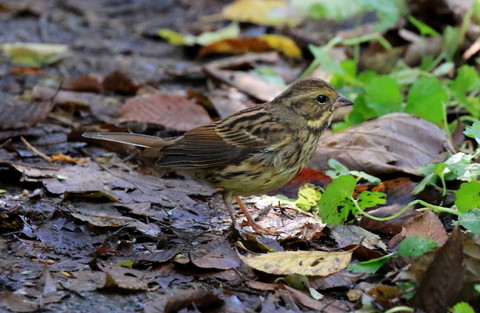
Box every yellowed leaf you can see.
[222,0,300,27]
[239,250,353,276]
[50,154,90,165]
[199,35,301,59]
[1,43,69,67]
[260,34,302,58]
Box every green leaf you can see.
[450,65,480,99]
[456,209,480,233]
[397,236,438,258]
[317,175,357,225]
[406,77,448,125]
[326,159,350,178]
[349,171,381,184]
[309,45,344,74]
[407,16,440,36]
[455,181,480,213]
[343,94,377,126]
[453,302,475,313]
[357,191,386,210]
[347,253,395,274]
[364,76,403,116]
[464,121,480,144]
[444,153,480,182]
[443,26,460,61]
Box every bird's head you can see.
[272,78,353,130]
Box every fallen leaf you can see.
[199,35,301,59]
[102,71,138,95]
[159,22,240,46]
[204,67,284,102]
[412,227,465,312]
[50,154,90,165]
[0,99,55,130]
[119,93,211,131]
[62,75,102,93]
[389,210,448,248]
[278,284,352,312]
[70,211,159,237]
[189,239,242,270]
[146,289,224,313]
[329,225,387,251]
[0,293,38,312]
[100,264,150,291]
[457,234,480,303]
[221,0,300,27]
[239,249,353,276]
[310,113,452,175]
[1,42,69,67]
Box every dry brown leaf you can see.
[279,284,352,312]
[102,71,138,95]
[0,100,54,130]
[70,211,159,236]
[310,113,452,176]
[239,249,353,276]
[119,93,211,131]
[62,75,102,93]
[412,227,465,312]
[388,210,448,248]
[204,67,284,102]
[100,265,150,291]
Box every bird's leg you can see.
[234,196,281,235]
[222,192,240,229]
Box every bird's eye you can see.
[316,95,329,104]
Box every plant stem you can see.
[353,199,459,222]
[384,307,414,313]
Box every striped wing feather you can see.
[156,107,287,169]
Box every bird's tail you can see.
[82,132,168,148]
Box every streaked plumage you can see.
[83,78,353,234]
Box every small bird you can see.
[83,78,353,234]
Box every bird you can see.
[83,78,353,234]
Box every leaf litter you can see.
[1,0,479,312]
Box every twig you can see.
[20,136,51,162]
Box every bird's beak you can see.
[334,95,354,108]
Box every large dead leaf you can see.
[310,113,452,175]
[119,93,211,131]
[239,249,353,276]
[411,228,465,312]
[457,234,480,303]
[388,210,448,248]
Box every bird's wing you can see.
[156,108,289,169]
